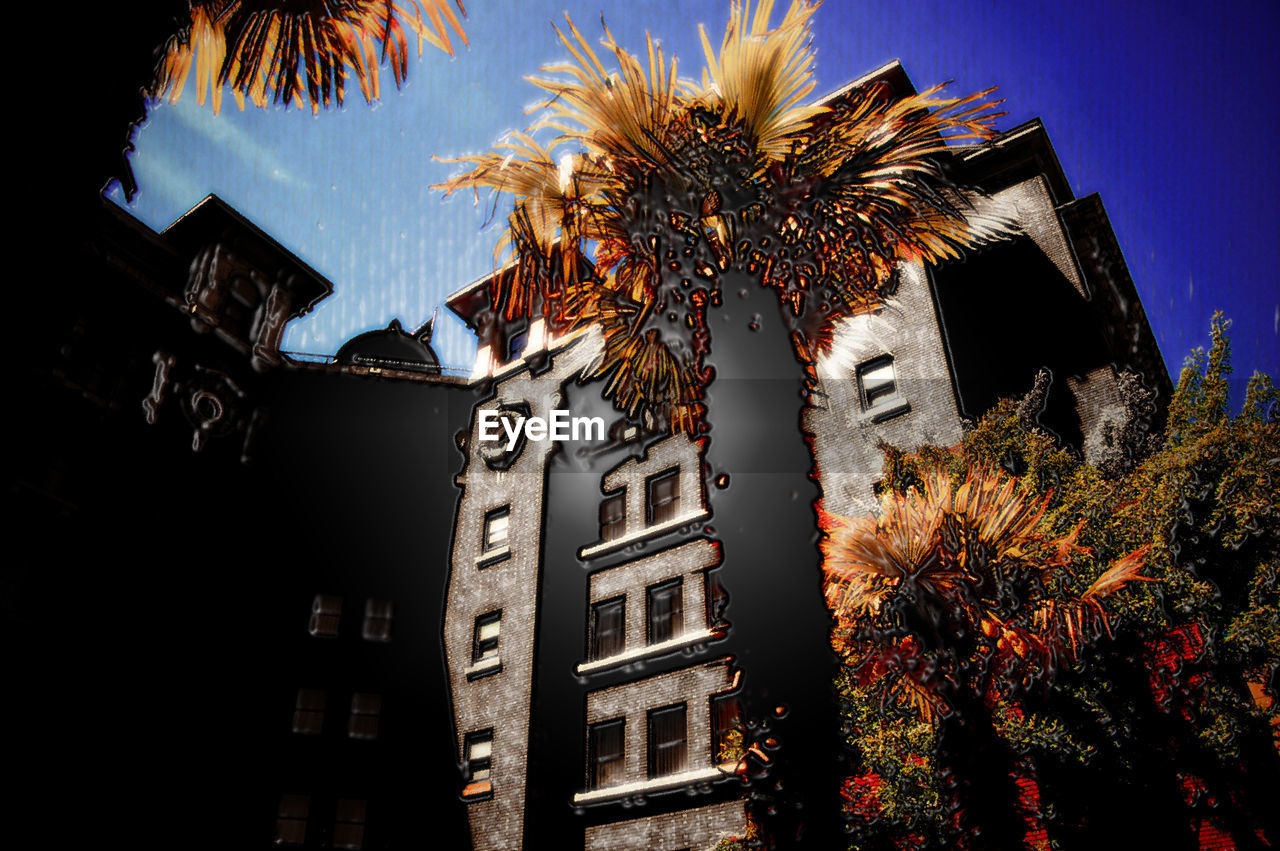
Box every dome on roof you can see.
[335,317,440,374]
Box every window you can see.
[711,695,744,765]
[647,703,688,778]
[599,492,626,542]
[647,468,680,525]
[589,720,625,789]
[590,598,625,660]
[483,506,510,553]
[309,594,341,637]
[348,693,381,740]
[333,799,366,850]
[506,319,529,361]
[647,579,684,645]
[472,611,501,665]
[274,794,309,846]
[463,730,494,799]
[857,355,898,410]
[292,689,325,735]
[362,599,393,642]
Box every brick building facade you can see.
[437,62,1168,849]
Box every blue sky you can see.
[111,0,1280,399]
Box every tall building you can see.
[437,61,1167,851]
[13,60,1167,850]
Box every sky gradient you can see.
[110,0,1280,403]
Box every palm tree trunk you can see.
[934,691,1026,850]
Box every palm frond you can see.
[526,15,694,168]
[793,82,1016,318]
[152,3,231,112]
[824,462,1152,723]
[436,136,619,323]
[1083,546,1153,600]
[150,0,467,114]
[698,0,825,161]
[435,4,1014,432]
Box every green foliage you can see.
[837,667,945,844]
[836,313,1279,847]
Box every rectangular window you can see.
[711,694,744,766]
[647,468,680,526]
[483,506,510,552]
[472,611,501,664]
[348,693,381,741]
[600,492,626,542]
[647,579,684,645]
[858,355,897,409]
[463,730,494,799]
[332,799,366,851]
[589,720,625,789]
[506,319,530,361]
[362,599,393,642]
[590,598,625,660]
[291,688,325,735]
[309,594,341,637]
[274,794,309,846]
[647,703,688,778]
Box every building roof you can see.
[162,194,334,320]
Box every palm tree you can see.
[437,0,1013,431]
[150,0,468,114]
[822,463,1150,846]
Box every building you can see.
[437,61,1168,851]
[13,59,1168,850]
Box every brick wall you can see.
[584,799,748,850]
[443,333,601,850]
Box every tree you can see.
[437,0,1012,431]
[823,463,1149,848]
[149,0,468,114]
[825,315,1279,849]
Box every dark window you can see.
[600,492,626,542]
[473,611,501,665]
[483,506,510,552]
[590,598,625,660]
[274,794,309,846]
[647,579,684,645]
[648,703,688,778]
[463,730,494,799]
[711,694,744,765]
[292,689,325,735]
[857,355,897,409]
[589,720,625,789]
[348,693,381,741]
[309,594,341,637]
[647,468,680,525]
[507,319,529,360]
[333,799,366,850]
[362,599,393,642]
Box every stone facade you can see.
[584,800,749,851]
[805,258,966,518]
[578,538,722,675]
[579,434,711,560]
[577,659,739,805]
[443,331,603,851]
